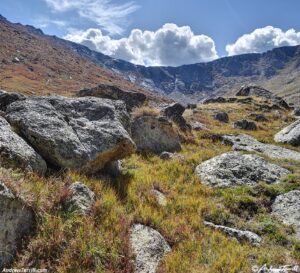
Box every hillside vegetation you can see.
[3,96,300,273]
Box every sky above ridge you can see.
[1,0,300,66]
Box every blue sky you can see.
[1,0,300,66]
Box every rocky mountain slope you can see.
[0,15,166,103]
[2,15,300,106]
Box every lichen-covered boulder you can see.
[274,119,300,146]
[0,117,46,174]
[272,190,300,240]
[195,151,290,188]
[0,182,35,269]
[6,96,136,174]
[130,224,171,273]
[132,116,181,154]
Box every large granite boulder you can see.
[274,120,300,146]
[132,116,181,154]
[130,224,171,273]
[77,84,146,111]
[272,190,300,240]
[195,151,289,188]
[204,221,262,246]
[63,182,95,215]
[0,90,25,111]
[236,85,291,110]
[5,96,136,174]
[222,134,300,161]
[0,182,35,270]
[0,117,47,174]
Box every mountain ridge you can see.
[1,14,300,105]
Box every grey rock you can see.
[222,134,300,161]
[77,84,146,112]
[130,224,171,273]
[159,151,184,161]
[274,119,300,146]
[0,117,47,174]
[191,121,207,131]
[272,190,300,240]
[161,103,191,131]
[0,182,35,269]
[195,151,289,188]
[151,189,167,206]
[204,221,262,246]
[255,264,300,273]
[214,112,229,123]
[132,116,181,154]
[63,182,95,215]
[233,119,257,130]
[6,96,136,173]
[0,90,25,111]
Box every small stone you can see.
[151,189,167,206]
[63,182,96,215]
[233,119,257,130]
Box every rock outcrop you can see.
[195,152,289,188]
[0,117,47,174]
[130,224,171,273]
[214,112,229,123]
[6,96,136,173]
[274,119,300,146]
[204,221,262,246]
[272,190,300,240]
[77,84,146,112]
[236,85,290,110]
[222,134,300,161]
[233,119,257,130]
[132,116,181,154]
[63,182,96,215]
[0,182,35,269]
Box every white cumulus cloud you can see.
[64,23,219,66]
[226,26,300,56]
[43,0,139,35]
